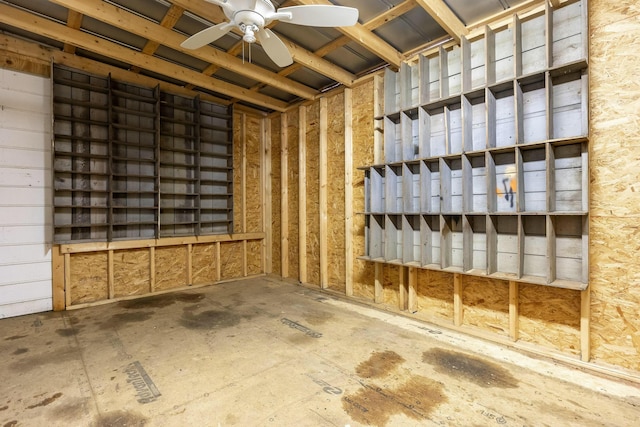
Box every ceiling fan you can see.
[180,0,359,67]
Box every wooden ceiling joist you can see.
[49,0,318,101]
[0,3,288,111]
[415,0,468,43]
[63,10,83,54]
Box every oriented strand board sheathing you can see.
[233,111,244,233]
[519,284,580,355]
[246,240,263,276]
[462,276,509,336]
[327,92,346,292]
[113,249,150,298]
[305,101,321,286]
[69,252,108,304]
[352,80,376,299]
[415,269,455,322]
[589,0,640,371]
[271,115,282,277]
[287,109,300,280]
[154,246,187,291]
[192,243,217,286]
[246,114,263,233]
[220,241,244,280]
[382,264,400,309]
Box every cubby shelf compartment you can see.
[362,0,588,291]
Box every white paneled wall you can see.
[0,69,52,318]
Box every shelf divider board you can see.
[520,146,547,212]
[546,214,557,283]
[551,0,587,67]
[402,109,420,161]
[385,165,402,214]
[402,215,421,265]
[446,102,463,155]
[514,15,523,79]
[428,107,446,157]
[384,68,400,115]
[403,163,420,214]
[374,74,384,164]
[461,36,472,93]
[550,70,588,139]
[419,54,430,105]
[384,114,401,164]
[385,214,403,263]
[520,11,548,76]
[486,87,497,149]
[370,166,385,213]
[418,106,431,158]
[421,214,441,267]
[440,46,450,99]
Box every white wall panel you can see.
[0,69,52,318]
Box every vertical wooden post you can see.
[399,266,408,311]
[319,97,328,289]
[509,280,519,341]
[299,105,308,283]
[149,246,156,292]
[374,263,383,304]
[107,250,114,299]
[51,245,65,311]
[453,272,463,326]
[64,253,71,308]
[408,267,418,313]
[241,113,248,276]
[581,287,591,362]
[215,241,221,282]
[186,244,193,285]
[281,112,289,278]
[263,116,272,274]
[344,88,354,296]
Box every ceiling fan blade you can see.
[275,5,359,27]
[257,29,293,67]
[180,22,234,49]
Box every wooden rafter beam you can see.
[366,0,417,30]
[0,3,288,111]
[131,4,185,73]
[63,10,83,54]
[171,0,356,86]
[414,0,468,43]
[294,0,403,67]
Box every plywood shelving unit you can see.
[361,0,588,290]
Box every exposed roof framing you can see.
[0,0,545,112]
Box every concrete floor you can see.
[1,277,639,427]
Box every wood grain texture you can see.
[519,283,581,355]
[113,248,150,298]
[382,264,401,309]
[246,114,263,233]
[589,0,640,371]
[462,276,510,337]
[220,241,244,280]
[271,115,282,277]
[154,246,187,291]
[305,101,321,286]
[415,269,454,323]
[246,240,263,276]
[233,111,245,234]
[69,252,108,305]
[327,92,346,292]
[287,108,300,281]
[192,243,217,285]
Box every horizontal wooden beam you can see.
[50,0,317,100]
[0,3,288,111]
[415,0,468,43]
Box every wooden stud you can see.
[149,247,156,292]
[319,97,329,289]
[408,267,418,313]
[241,112,248,233]
[509,280,519,341]
[453,272,463,326]
[280,112,289,278]
[186,244,193,285]
[64,253,71,308]
[581,287,591,362]
[374,74,384,165]
[344,88,354,296]
[263,116,273,274]
[298,105,308,284]
[108,250,114,299]
[215,241,221,282]
[399,266,408,311]
[374,263,383,304]
[52,245,65,311]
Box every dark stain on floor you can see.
[11,348,28,355]
[422,348,519,388]
[10,347,77,372]
[118,292,204,310]
[3,421,17,427]
[303,310,334,326]
[344,351,448,426]
[56,328,76,337]
[179,309,241,330]
[100,312,154,330]
[50,397,90,422]
[27,392,63,409]
[0,405,8,411]
[93,410,147,427]
[343,376,447,427]
[356,351,405,379]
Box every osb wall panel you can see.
[113,249,150,298]
[287,108,300,280]
[351,81,375,299]
[415,269,454,322]
[462,276,509,337]
[271,115,282,276]
[382,264,400,310]
[246,114,263,233]
[327,92,346,292]
[155,246,187,291]
[305,101,321,286]
[247,240,263,276]
[192,243,217,286]
[589,0,640,371]
[233,111,244,234]
[518,284,580,356]
[220,241,243,280]
[69,252,108,304]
